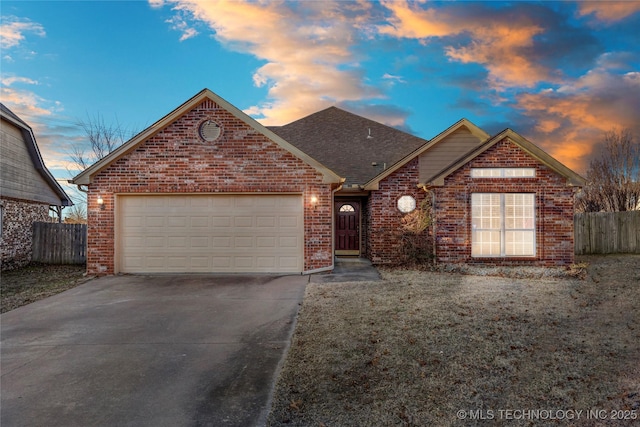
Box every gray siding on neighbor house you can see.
[418,126,484,184]
[1,118,62,205]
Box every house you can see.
[1,104,73,271]
[71,89,584,276]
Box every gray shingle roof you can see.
[268,107,429,186]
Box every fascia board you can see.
[363,118,487,190]
[72,89,343,185]
[424,129,586,187]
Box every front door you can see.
[335,200,360,256]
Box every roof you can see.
[0,103,73,206]
[71,89,342,186]
[364,118,488,190]
[268,107,429,186]
[425,128,586,187]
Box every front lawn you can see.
[1,264,88,313]
[268,255,640,426]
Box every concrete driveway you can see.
[1,274,307,427]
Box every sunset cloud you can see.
[0,16,45,49]
[378,1,550,89]
[156,0,390,125]
[513,57,640,173]
[578,1,640,23]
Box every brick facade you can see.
[1,197,50,271]
[433,137,576,266]
[364,138,577,267]
[86,99,334,275]
[366,158,430,265]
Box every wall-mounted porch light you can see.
[97,196,105,210]
[310,195,319,210]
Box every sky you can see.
[2,0,640,207]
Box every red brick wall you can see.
[1,197,50,270]
[366,138,577,266]
[433,137,577,266]
[87,99,333,275]
[366,158,429,265]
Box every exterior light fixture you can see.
[310,195,319,204]
[397,195,416,213]
[97,196,105,210]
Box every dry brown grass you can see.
[1,264,88,313]
[268,255,640,426]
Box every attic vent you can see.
[199,120,222,142]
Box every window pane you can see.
[505,194,534,230]
[472,194,500,230]
[472,231,501,256]
[506,231,535,256]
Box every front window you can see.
[471,193,535,257]
[471,168,535,178]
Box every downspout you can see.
[75,184,89,194]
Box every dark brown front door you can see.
[335,200,360,255]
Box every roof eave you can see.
[71,89,343,185]
[364,118,487,190]
[424,129,586,187]
[1,106,73,206]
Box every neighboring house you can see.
[71,89,585,276]
[1,104,73,271]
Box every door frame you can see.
[334,198,362,256]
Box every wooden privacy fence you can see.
[574,211,640,255]
[32,222,87,264]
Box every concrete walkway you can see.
[310,257,381,283]
[1,274,307,427]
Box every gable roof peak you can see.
[426,127,586,187]
[71,88,342,185]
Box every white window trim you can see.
[471,193,536,258]
[471,168,536,178]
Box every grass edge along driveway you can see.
[268,255,640,426]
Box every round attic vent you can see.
[199,120,221,142]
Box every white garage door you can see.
[117,194,303,273]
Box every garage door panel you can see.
[234,217,253,227]
[190,257,210,268]
[234,257,253,268]
[212,217,231,227]
[118,195,303,273]
[256,217,276,228]
[212,236,231,248]
[257,237,276,248]
[234,236,254,248]
[190,237,210,248]
[212,257,231,268]
[191,217,209,228]
[279,216,299,227]
[280,257,300,268]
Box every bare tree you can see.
[576,129,640,212]
[68,113,132,169]
[66,113,137,222]
[64,204,87,224]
